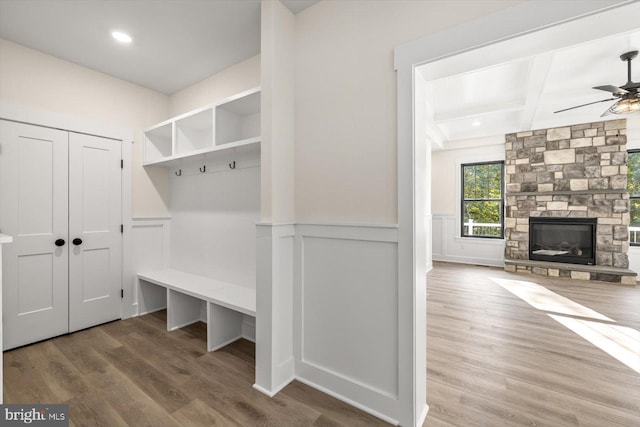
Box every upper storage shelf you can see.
[216,91,260,146]
[143,88,260,167]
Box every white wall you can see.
[431,142,505,265]
[294,0,521,224]
[169,163,261,289]
[292,2,523,424]
[261,0,295,223]
[0,38,171,218]
[432,142,505,215]
[0,41,262,219]
[169,55,260,117]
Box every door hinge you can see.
[121,289,124,299]
[121,159,124,169]
[120,224,124,233]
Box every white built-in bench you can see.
[137,269,255,351]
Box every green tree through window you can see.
[461,161,504,238]
[628,150,640,245]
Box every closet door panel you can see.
[68,132,122,332]
[0,120,69,350]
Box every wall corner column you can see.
[255,0,296,396]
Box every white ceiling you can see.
[422,29,640,147]
[0,0,318,95]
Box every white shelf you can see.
[216,90,260,146]
[175,107,213,155]
[143,122,173,163]
[142,136,260,168]
[143,87,260,167]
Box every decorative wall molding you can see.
[293,223,401,424]
[432,214,504,267]
[131,218,171,316]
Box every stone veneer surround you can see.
[504,119,635,284]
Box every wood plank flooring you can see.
[3,262,639,426]
[424,262,639,427]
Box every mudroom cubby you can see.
[143,87,261,166]
[174,107,214,155]
[139,87,260,351]
[143,121,173,164]
[215,88,261,146]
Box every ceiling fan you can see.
[554,50,640,116]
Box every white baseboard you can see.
[417,404,429,427]
[137,305,167,316]
[252,374,295,398]
[242,315,256,342]
[294,376,400,426]
[432,255,503,267]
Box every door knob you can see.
[55,239,65,247]
[72,238,83,246]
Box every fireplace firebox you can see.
[529,217,597,265]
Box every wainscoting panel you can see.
[131,218,171,316]
[432,214,504,267]
[294,224,401,423]
[628,246,640,279]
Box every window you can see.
[628,150,640,245]
[461,161,504,238]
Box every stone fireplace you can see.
[503,119,637,284]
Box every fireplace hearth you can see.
[529,217,596,265]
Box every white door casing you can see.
[0,120,69,350]
[68,132,122,332]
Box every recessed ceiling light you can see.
[111,31,132,44]
[472,120,482,127]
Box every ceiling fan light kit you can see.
[555,50,639,116]
[607,97,640,115]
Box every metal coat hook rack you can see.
[199,165,206,173]
[229,161,236,169]
[175,169,182,177]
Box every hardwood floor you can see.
[4,262,639,426]
[4,311,387,427]
[424,262,639,427]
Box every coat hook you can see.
[229,161,236,169]
[199,165,206,173]
[175,169,182,176]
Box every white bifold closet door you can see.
[0,120,122,350]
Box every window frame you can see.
[460,160,505,239]
[628,149,640,246]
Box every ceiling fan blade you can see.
[554,98,617,114]
[600,103,616,117]
[593,85,629,96]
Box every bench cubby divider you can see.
[137,269,255,351]
[207,303,245,351]
[168,290,206,331]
